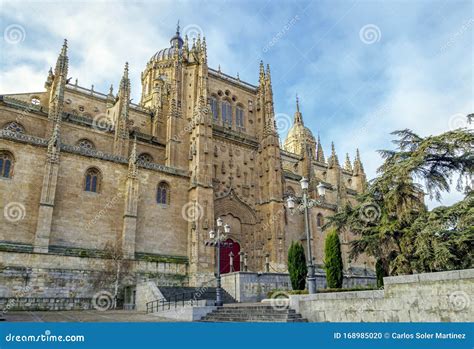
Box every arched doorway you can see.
[220,238,240,274]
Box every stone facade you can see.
[0,25,372,298]
[290,269,474,322]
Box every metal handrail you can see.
[146,290,219,314]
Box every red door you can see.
[219,239,240,274]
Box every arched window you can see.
[77,139,95,150]
[210,96,218,121]
[84,167,101,193]
[316,213,324,228]
[138,153,153,164]
[0,151,14,178]
[236,106,244,128]
[3,122,25,133]
[221,100,232,126]
[156,182,170,205]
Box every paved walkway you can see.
[2,310,176,322]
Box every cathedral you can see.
[0,25,372,293]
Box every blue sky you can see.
[1,0,472,208]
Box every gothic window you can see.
[236,106,245,128]
[3,122,25,133]
[210,96,218,121]
[84,167,101,193]
[138,153,153,163]
[316,213,324,228]
[156,182,170,205]
[77,139,95,150]
[222,101,232,126]
[0,151,14,178]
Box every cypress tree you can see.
[324,229,343,288]
[288,241,307,290]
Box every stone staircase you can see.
[157,286,236,304]
[199,303,308,322]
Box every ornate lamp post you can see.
[205,217,231,306]
[286,177,327,294]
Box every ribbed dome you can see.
[150,47,182,61]
[149,23,184,62]
[283,96,316,154]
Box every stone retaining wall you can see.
[0,251,188,310]
[289,269,473,322]
[222,271,376,303]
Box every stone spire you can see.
[259,60,265,87]
[265,64,272,88]
[201,36,207,63]
[54,39,68,80]
[328,142,340,168]
[344,153,352,171]
[315,134,325,162]
[114,62,131,157]
[353,148,365,175]
[48,39,69,124]
[294,94,303,125]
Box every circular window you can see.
[31,98,40,105]
[77,139,95,150]
[78,106,85,112]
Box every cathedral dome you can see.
[283,97,316,154]
[149,23,184,62]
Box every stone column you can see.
[265,253,270,273]
[229,252,234,272]
[239,251,244,271]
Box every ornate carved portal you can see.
[215,189,257,271]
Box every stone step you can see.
[198,304,308,322]
[201,316,304,322]
[208,309,296,315]
[200,319,308,322]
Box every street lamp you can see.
[286,177,327,294]
[205,217,231,306]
